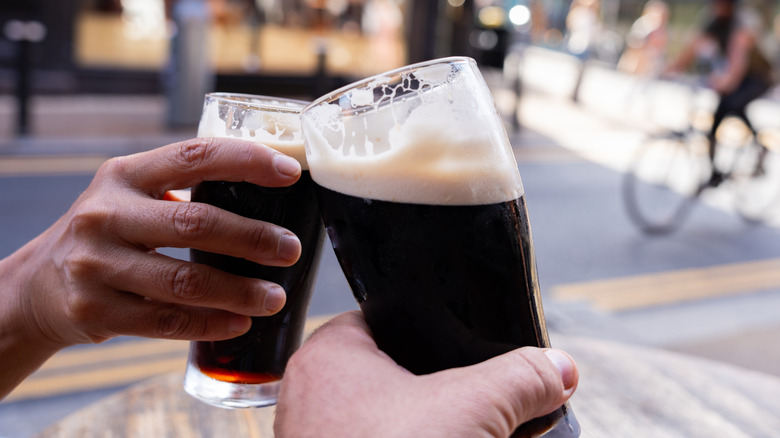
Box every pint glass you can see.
[301,58,580,437]
[183,93,325,408]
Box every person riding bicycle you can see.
[667,0,774,187]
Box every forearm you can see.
[667,34,706,74]
[714,32,752,94]
[667,44,695,73]
[0,239,64,400]
[0,327,60,400]
[0,138,306,399]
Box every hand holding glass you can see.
[301,58,580,437]
[183,93,324,408]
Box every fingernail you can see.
[229,314,252,334]
[273,153,301,177]
[264,285,287,313]
[278,233,301,262]
[544,349,577,392]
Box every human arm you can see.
[275,311,578,438]
[0,137,303,399]
[665,33,710,75]
[709,28,755,94]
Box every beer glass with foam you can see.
[300,58,580,437]
[183,93,325,408]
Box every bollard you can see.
[3,19,46,136]
[166,0,214,127]
[312,38,330,99]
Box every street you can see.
[2,85,780,436]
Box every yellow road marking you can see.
[5,315,333,402]
[6,357,186,402]
[32,339,188,376]
[0,155,108,176]
[552,258,780,311]
[243,409,264,438]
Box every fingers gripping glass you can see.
[301,57,580,437]
[183,93,325,408]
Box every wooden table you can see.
[36,335,780,438]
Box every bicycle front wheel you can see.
[731,141,780,223]
[622,133,709,234]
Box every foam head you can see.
[198,93,309,168]
[301,57,523,205]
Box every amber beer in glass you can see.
[301,58,580,437]
[183,93,324,408]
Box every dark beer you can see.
[182,93,321,408]
[190,172,324,384]
[302,57,579,435]
[315,186,572,436]
[317,187,548,373]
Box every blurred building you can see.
[1,0,778,100]
[0,0,411,98]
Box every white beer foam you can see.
[198,96,308,169]
[303,61,523,205]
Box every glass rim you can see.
[205,92,310,114]
[301,56,477,115]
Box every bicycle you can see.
[622,87,780,235]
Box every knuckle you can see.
[68,199,116,236]
[514,349,563,407]
[156,307,201,338]
[56,233,115,344]
[169,263,207,301]
[58,249,106,302]
[174,138,215,170]
[95,156,130,181]
[60,249,100,284]
[60,287,107,344]
[246,223,271,254]
[236,279,265,312]
[62,291,98,327]
[169,202,213,240]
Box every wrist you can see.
[0,240,68,399]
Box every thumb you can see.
[433,347,578,436]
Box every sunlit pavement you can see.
[505,55,780,384]
[3,50,780,437]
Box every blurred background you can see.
[2,0,776,125]
[1,0,779,132]
[2,0,780,437]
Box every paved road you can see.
[2,89,780,437]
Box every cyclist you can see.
[667,0,774,186]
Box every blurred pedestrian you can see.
[565,0,603,102]
[362,0,403,70]
[618,0,670,78]
[773,12,780,90]
[618,1,670,121]
[528,0,550,44]
[667,0,774,186]
[565,0,602,60]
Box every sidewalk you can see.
[0,94,193,157]
[515,45,780,133]
[505,49,780,377]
